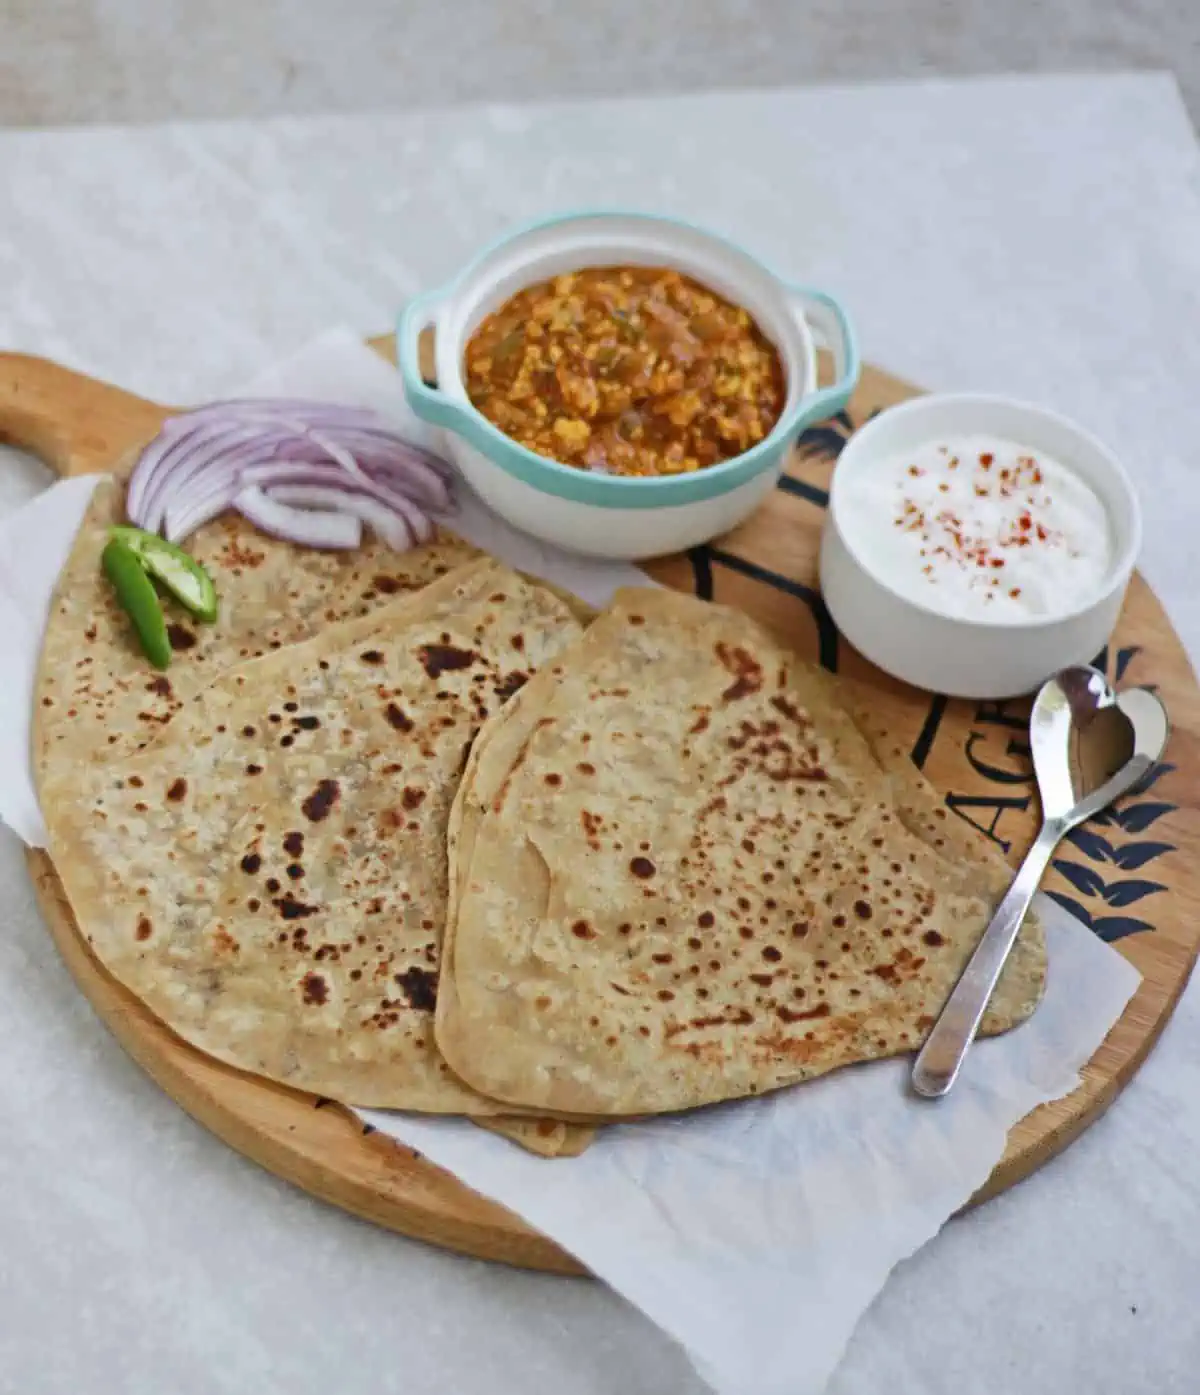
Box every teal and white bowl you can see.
[397,211,860,560]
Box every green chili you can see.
[101,539,172,670]
[108,525,219,624]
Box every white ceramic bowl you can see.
[397,211,859,560]
[819,393,1142,699]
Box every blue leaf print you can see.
[1111,801,1176,833]
[1115,646,1141,681]
[797,426,848,459]
[1136,762,1177,793]
[1099,761,1175,810]
[1046,890,1094,926]
[1065,827,1116,861]
[1109,841,1175,871]
[1052,860,1108,898]
[1100,878,1168,908]
[1092,916,1155,942]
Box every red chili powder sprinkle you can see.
[891,446,1064,587]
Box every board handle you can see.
[0,352,169,480]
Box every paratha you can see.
[41,547,593,1153]
[34,478,483,787]
[436,587,1046,1117]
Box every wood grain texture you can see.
[1,339,1196,1270]
[25,853,582,1273]
[0,352,169,478]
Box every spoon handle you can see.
[912,821,1062,1098]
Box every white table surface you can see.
[1,73,1199,1395]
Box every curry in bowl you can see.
[463,267,786,478]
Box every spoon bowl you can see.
[1031,666,1167,825]
[913,665,1170,1098]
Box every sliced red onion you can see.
[327,428,455,478]
[165,490,237,543]
[304,427,362,477]
[162,457,318,541]
[141,423,276,535]
[354,442,455,486]
[266,485,413,552]
[125,399,455,551]
[238,461,366,491]
[239,461,433,523]
[126,415,198,525]
[233,486,362,550]
[159,452,312,541]
[377,486,435,545]
[358,454,451,513]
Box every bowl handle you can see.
[785,285,861,427]
[397,288,464,430]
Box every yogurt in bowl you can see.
[839,434,1115,621]
[820,395,1141,699]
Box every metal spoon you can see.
[911,665,1169,1098]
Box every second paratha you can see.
[436,587,1046,1117]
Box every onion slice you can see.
[165,489,238,544]
[360,454,451,513]
[266,484,413,552]
[239,461,435,523]
[233,486,362,550]
[377,486,435,546]
[126,415,195,526]
[141,423,272,536]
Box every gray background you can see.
[1,0,1198,128]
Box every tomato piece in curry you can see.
[463,267,786,477]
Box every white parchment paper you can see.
[364,900,1136,1395]
[0,330,1141,1395]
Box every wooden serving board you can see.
[2,338,1198,1276]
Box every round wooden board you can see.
[2,339,1198,1273]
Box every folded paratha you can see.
[34,478,483,784]
[41,542,592,1154]
[436,587,1047,1117]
